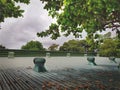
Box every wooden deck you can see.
[0,65,120,90]
[0,57,120,90]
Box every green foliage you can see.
[115,38,120,57]
[86,32,113,52]
[59,39,86,52]
[86,34,95,52]
[0,0,30,23]
[37,23,60,39]
[48,43,59,51]
[99,38,120,57]
[38,0,120,39]
[21,40,45,51]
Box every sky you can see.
[0,0,87,49]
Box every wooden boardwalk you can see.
[0,57,120,90]
[0,65,120,90]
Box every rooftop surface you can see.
[0,57,120,90]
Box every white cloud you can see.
[0,0,86,49]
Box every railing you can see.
[0,49,97,57]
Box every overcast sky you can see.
[0,0,87,49]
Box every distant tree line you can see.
[1,32,119,57]
[21,41,45,51]
[20,32,120,57]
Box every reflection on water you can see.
[0,57,119,71]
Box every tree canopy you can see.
[21,40,45,50]
[99,38,120,57]
[37,0,120,39]
[59,39,86,52]
[0,0,30,23]
[48,43,59,51]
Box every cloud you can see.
[0,0,52,49]
[0,0,86,49]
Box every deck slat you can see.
[0,63,120,90]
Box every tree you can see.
[85,34,96,52]
[59,39,86,52]
[114,37,120,57]
[0,0,30,23]
[37,0,120,39]
[85,32,112,53]
[0,44,6,49]
[48,43,59,51]
[99,38,118,57]
[21,40,45,50]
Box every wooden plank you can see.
[0,63,120,90]
[0,71,13,90]
[6,67,42,90]
[5,69,35,90]
[23,68,78,89]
